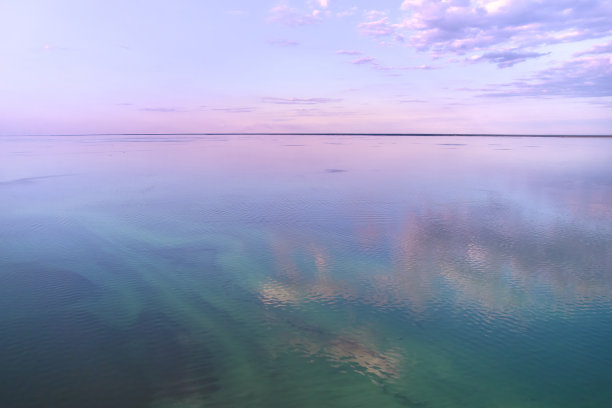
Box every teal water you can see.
[1,134,611,407]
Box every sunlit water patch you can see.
[1,134,611,407]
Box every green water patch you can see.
[0,310,148,408]
[0,263,102,319]
[0,307,222,408]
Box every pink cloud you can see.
[351,57,376,65]
[574,41,612,57]
[358,16,396,38]
[268,4,320,26]
[261,97,342,105]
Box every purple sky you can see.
[1,0,611,134]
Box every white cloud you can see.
[269,1,334,26]
[364,0,612,67]
[358,17,396,38]
[357,11,405,43]
[268,4,320,26]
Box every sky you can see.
[1,0,611,135]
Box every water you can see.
[1,134,611,408]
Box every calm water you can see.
[1,134,611,408]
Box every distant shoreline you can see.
[8,133,612,138]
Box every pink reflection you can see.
[3,134,611,319]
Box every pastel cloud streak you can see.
[351,57,376,65]
[335,50,361,55]
[483,54,612,98]
[575,41,612,57]
[470,50,550,68]
[262,97,342,105]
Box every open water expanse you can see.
[1,134,611,408]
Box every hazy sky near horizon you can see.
[1,0,611,134]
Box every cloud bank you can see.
[482,54,612,98]
[358,0,612,67]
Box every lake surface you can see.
[1,134,611,408]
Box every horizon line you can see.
[7,132,612,138]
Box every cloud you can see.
[481,55,612,98]
[357,11,405,43]
[358,17,394,37]
[338,54,391,71]
[575,41,612,57]
[342,54,403,72]
[262,97,342,104]
[351,57,376,65]
[287,108,360,117]
[141,107,185,113]
[268,4,320,26]
[398,65,438,70]
[211,107,255,113]
[398,98,428,103]
[269,39,299,47]
[360,1,612,66]
[401,0,612,50]
[470,49,550,68]
[358,14,399,38]
[588,99,612,109]
[335,49,362,55]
